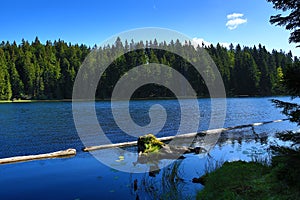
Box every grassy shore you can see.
[197,159,300,200]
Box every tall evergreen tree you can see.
[6,53,24,99]
[0,49,12,100]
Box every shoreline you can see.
[0,95,290,104]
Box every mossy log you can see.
[0,148,76,164]
[136,134,206,164]
[137,134,205,154]
[137,134,164,153]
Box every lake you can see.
[0,97,299,199]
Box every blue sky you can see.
[1,0,299,56]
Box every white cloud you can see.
[191,38,211,47]
[226,18,247,30]
[191,38,233,49]
[227,13,244,20]
[226,13,247,30]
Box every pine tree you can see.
[0,49,12,100]
[6,53,24,99]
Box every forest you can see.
[0,37,298,100]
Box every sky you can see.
[1,0,299,56]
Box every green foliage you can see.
[197,161,271,200]
[283,61,300,97]
[0,49,12,100]
[272,99,300,125]
[271,148,300,191]
[267,0,300,46]
[197,161,300,200]
[274,131,300,146]
[0,38,297,100]
[271,60,300,150]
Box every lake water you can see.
[0,97,299,199]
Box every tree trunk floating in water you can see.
[83,119,288,152]
[0,149,76,165]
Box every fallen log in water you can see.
[83,119,288,152]
[82,134,200,152]
[83,141,138,152]
[0,148,76,165]
[134,134,206,165]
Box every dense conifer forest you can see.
[0,37,297,100]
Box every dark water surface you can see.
[0,97,299,199]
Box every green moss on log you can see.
[137,134,164,153]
